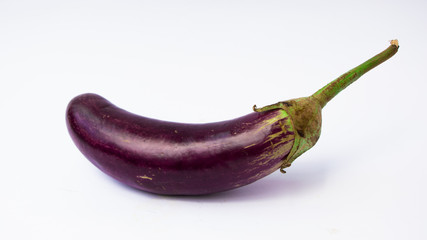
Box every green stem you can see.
[312,40,399,108]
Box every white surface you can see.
[1,0,426,239]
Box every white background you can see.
[1,0,426,239]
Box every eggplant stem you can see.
[311,40,399,108]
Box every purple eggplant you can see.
[66,40,399,195]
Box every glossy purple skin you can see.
[66,93,295,195]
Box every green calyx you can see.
[254,40,399,173]
[254,96,322,172]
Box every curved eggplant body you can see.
[66,93,295,195]
[66,42,399,195]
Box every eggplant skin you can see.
[66,93,295,195]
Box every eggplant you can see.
[66,40,399,195]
